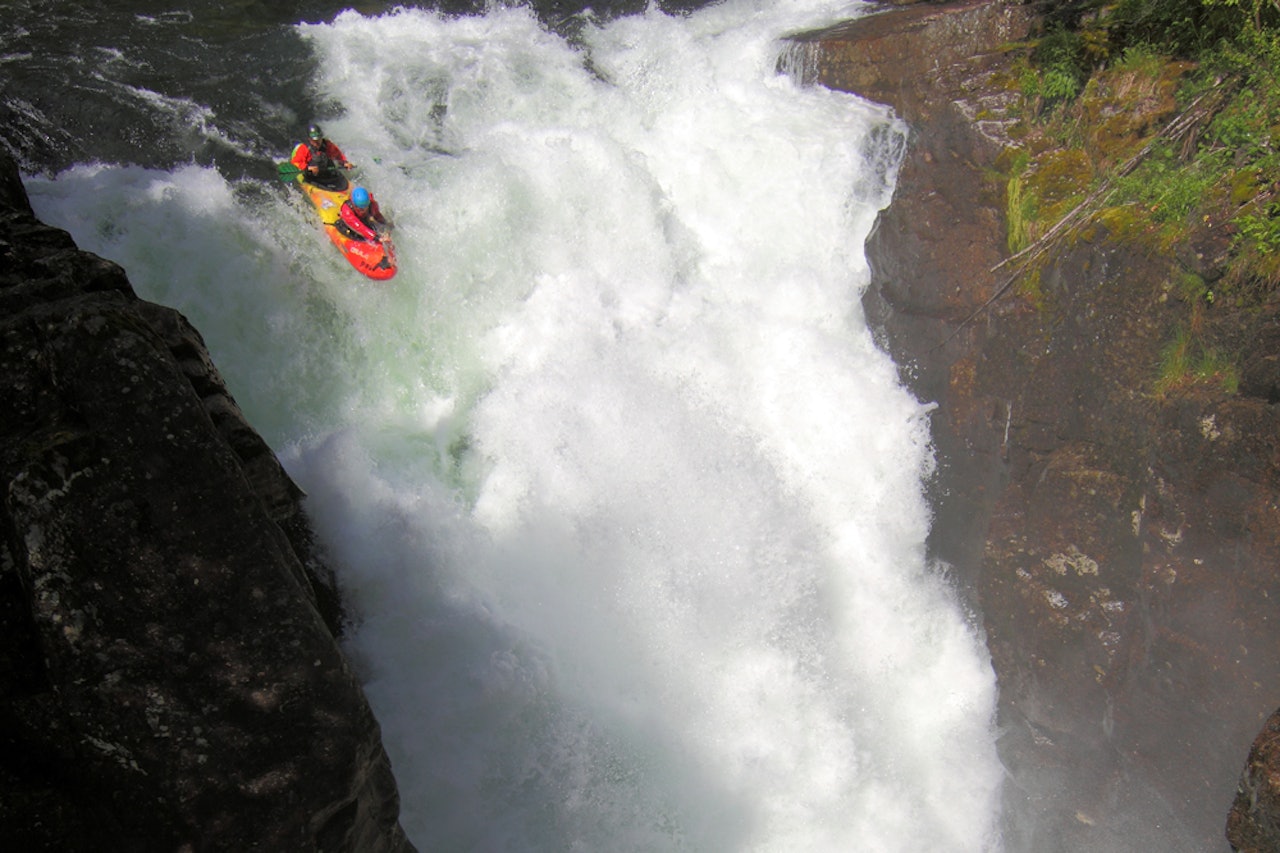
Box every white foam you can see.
[27,1,1004,849]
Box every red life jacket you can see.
[290,139,346,172]
[338,198,384,242]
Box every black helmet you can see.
[308,124,323,140]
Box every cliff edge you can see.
[791,1,1280,850]
[0,150,413,851]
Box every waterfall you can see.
[26,1,1004,849]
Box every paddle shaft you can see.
[276,162,354,181]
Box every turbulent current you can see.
[17,0,1005,849]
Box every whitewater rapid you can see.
[27,1,1004,849]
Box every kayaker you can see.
[290,124,352,188]
[337,187,391,243]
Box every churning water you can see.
[25,1,1004,849]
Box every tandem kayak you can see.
[277,162,398,281]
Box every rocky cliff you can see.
[0,151,412,851]
[790,1,1280,850]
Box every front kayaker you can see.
[290,124,352,189]
[337,187,391,243]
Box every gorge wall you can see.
[790,1,1280,850]
[0,151,412,851]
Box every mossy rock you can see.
[1231,167,1264,205]
[1077,63,1188,167]
[1026,148,1094,224]
[1094,204,1162,246]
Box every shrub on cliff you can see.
[1000,0,1280,394]
[1107,0,1247,57]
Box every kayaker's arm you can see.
[325,141,353,170]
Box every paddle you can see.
[276,161,357,181]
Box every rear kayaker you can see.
[277,162,398,280]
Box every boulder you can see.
[0,150,413,851]
[1228,705,1280,852]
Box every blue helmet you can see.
[351,187,370,210]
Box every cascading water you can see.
[26,1,1005,849]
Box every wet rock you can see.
[0,150,412,851]
[1228,705,1280,852]
[792,1,1280,850]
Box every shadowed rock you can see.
[1228,705,1280,852]
[0,149,413,851]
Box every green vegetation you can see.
[1155,325,1241,394]
[1001,0,1280,396]
[1005,166,1033,253]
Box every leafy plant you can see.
[1204,0,1280,33]
[1111,141,1214,224]
[1032,27,1092,107]
[1108,0,1244,57]
[1237,199,1280,255]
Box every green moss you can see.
[1006,174,1034,253]
[1015,264,1046,309]
[1176,270,1210,302]
[1094,204,1149,240]
[1230,167,1265,204]
[1025,148,1094,224]
[1076,59,1188,167]
[1001,148,1037,254]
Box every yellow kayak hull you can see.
[281,165,398,280]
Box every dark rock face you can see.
[1228,705,1280,852]
[0,151,412,851]
[792,2,1280,850]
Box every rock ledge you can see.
[0,150,413,852]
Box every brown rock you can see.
[791,1,1280,849]
[1228,706,1280,852]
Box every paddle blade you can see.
[276,162,301,181]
